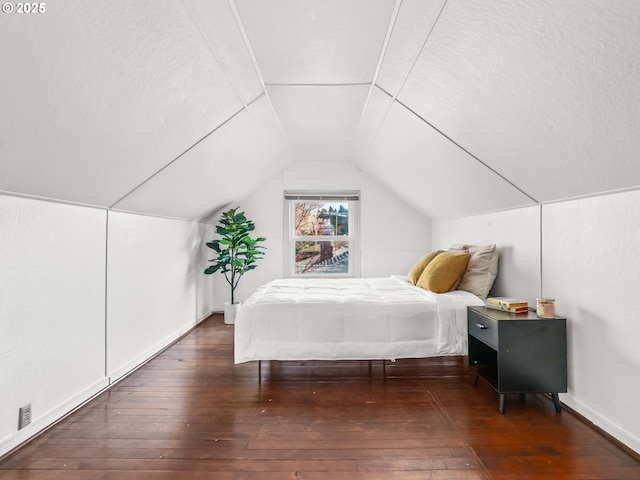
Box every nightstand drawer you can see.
[468,313,498,349]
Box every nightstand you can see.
[467,305,567,413]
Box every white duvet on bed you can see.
[234,276,484,363]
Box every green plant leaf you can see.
[202,207,267,301]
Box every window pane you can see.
[294,202,349,236]
[294,241,349,274]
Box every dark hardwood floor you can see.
[2,313,639,479]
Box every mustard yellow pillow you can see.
[406,250,444,285]
[416,252,471,293]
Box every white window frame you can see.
[283,190,361,278]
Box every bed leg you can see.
[258,360,261,383]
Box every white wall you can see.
[210,161,433,309]
[5,181,639,457]
[432,193,640,455]
[0,195,107,455]
[431,206,541,307]
[543,190,640,454]
[106,211,214,380]
[0,195,214,457]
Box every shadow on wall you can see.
[489,246,510,297]
[187,222,214,319]
[486,245,540,307]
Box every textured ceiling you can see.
[1,0,639,220]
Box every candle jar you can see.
[536,298,556,317]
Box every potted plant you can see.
[204,207,266,324]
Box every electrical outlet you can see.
[18,403,32,430]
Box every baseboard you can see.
[0,378,109,458]
[197,310,215,322]
[560,394,640,459]
[107,315,211,382]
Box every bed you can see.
[234,244,498,367]
[235,276,485,364]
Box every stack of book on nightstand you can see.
[485,297,529,314]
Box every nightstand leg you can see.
[552,393,562,413]
[472,372,479,387]
[499,394,506,414]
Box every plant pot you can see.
[224,302,241,325]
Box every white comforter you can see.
[234,276,484,363]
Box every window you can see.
[284,191,360,277]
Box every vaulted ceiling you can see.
[1,0,639,221]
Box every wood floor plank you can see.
[1,313,638,479]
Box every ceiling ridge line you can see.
[353,0,450,165]
[536,184,640,206]
[0,189,108,212]
[108,206,214,225]
[108,106,247,210]
[181,0,284,152]
[227,0,288,144]
[393,0,449,101]
[395,98,539,204]
[434,203,541,222]
[352,0,403,152]
[351,84,393,165]
[181,0,250,108]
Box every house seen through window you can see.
[284,191,360,277]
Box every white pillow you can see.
[456,244,499,298]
